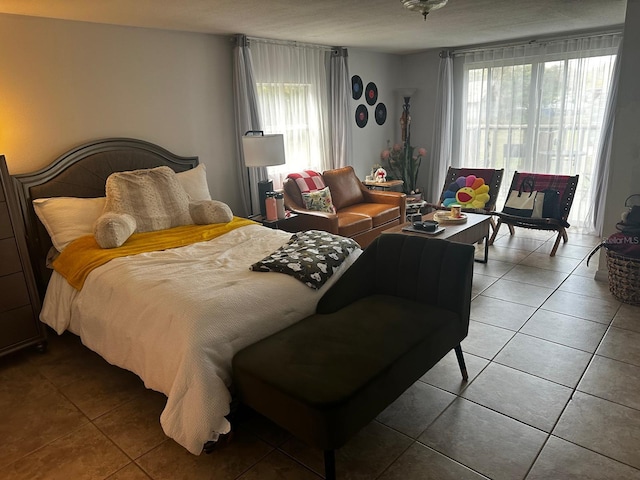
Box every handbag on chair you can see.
[503,177,543,217]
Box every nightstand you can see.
[249,212,298,229]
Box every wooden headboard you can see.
[12,138,199,300]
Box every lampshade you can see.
[242,134,286,168]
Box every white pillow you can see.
[33,197,106,251]
[176,164,211,201]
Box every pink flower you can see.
[393,144,402,152]
[418,148,427,156]
[381,150,390,160]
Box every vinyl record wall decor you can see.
[355,104,368,128]
[351,75,363,100]
[375,103,387,125]
[365,82,378,105]
[351,75,386,128]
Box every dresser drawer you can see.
[0,305,39,350]
[0,201,12,239]
[0,179,4,202]
[0,237,22,276]
[0,272,30,313]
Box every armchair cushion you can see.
[336,212,372,237]
[323,167,365,210]
[340,203,400,228]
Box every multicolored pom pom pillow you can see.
[442,175,491,209]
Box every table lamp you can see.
[242,131,286,216]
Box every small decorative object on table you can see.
[434,211,468,224]
[450,204,462,219]
[402,221,445,236]
[374,167,387,182]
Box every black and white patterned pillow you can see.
[250,230,359,289]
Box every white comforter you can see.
[40,224,360,454]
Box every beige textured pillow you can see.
[94,212,137,248]
[104,166,193,232]
[189,200,233,225]
[176,164,211,201]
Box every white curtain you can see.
[328,47,352,169]
[588,43,622,234]
[459,33,621,229]
[428,51,454,204]
[251,39,332,189]
[232,34,264,216]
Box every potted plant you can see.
[380,141,426,196]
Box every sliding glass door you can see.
[460,34,620,229]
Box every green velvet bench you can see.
[232,234,474,479]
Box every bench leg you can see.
[324,450,336,480]
[454,345,469,382]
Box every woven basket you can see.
[606,249,640,305]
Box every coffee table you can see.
[383,211,491,263]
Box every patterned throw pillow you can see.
[301,186,336,214]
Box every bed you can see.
[12,138,361,454]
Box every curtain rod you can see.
[450,27,623,56]
[245,36,333,51]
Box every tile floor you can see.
[2,227,640,480]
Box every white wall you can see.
[597,0,640,276]
[0,13,243,211]
[347,49,402,179]
[401,49,442,201]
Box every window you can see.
[460,34,620,228]
[251,41,331,188]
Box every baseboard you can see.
[595,269,609,283]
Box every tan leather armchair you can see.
[282,166,406,247]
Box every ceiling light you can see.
[401,0,448,20]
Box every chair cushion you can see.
[336,212,371,237]
[340,203,400,227]
[323,167,365,210]
[232,294,463,450]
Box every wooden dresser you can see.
[0,155,46,356]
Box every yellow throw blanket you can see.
[53,217,257,290]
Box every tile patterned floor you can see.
[2,227,640,479]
